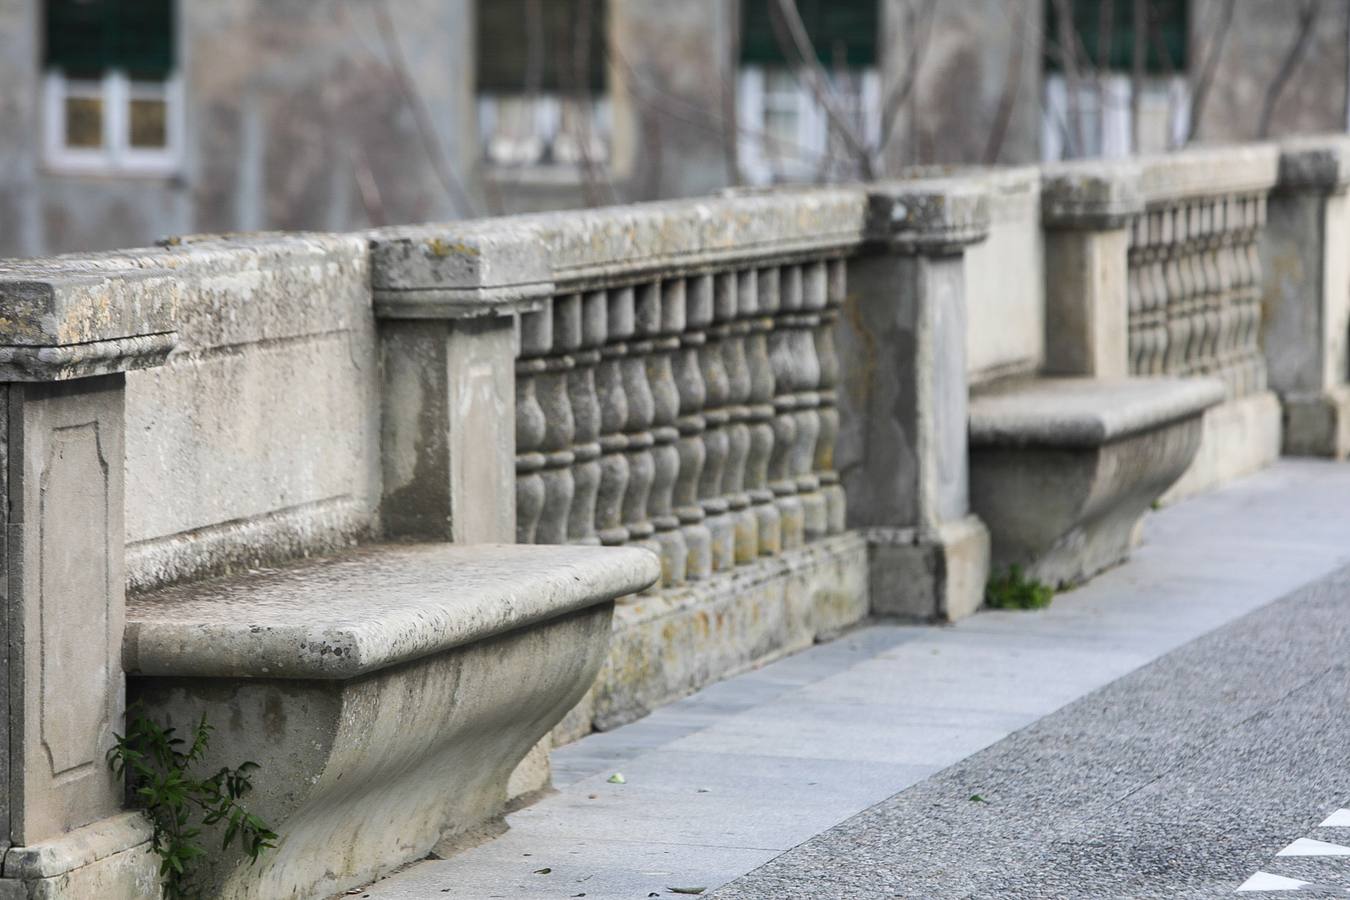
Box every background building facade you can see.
[0,0,1347,258]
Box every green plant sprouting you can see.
[985,565,1055,610]
[107,709,278,900]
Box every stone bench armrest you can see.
[969,377,1225,449]
[125,543,660,680]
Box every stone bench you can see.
[968,377,1224,588]
[124,542,659,900]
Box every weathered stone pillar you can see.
[837,181,991,621]
[1262,137,1350,458]
[1040,163,1144,378]
[0,266,176,896]
[369,229,554,542]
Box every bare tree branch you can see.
[983,3,1028,163]
[722,0,743,186]
[372,0,476,216]
[1185,0,1233,142]
[1051,0,1087,157]
[1259,0,1321,138]
[770,0,875,176]
[1096,0,1115,132]
[1129,0,1147,152]
[876,0,938,157]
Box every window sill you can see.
[41,163,184,183]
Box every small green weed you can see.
[985,565,1054,610]
[108,708,277,900]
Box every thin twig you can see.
[1051,0,1087,157]
[372,0,475,216]
[984,3,1028,163]
[770,0,874,176]
[877,0,938,156]
[1258,0,1322,138]
[1185,0,1234,141]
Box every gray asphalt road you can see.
[715,563,1350,899]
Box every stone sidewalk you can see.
[362,460,1350,900]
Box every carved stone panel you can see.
[9,376,126,845]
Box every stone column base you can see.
[0,813,159,900]
[1161,390,1282,505]
[1282,386,1350,459]
[865,516,990,623]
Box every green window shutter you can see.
[116,0,174,79]
[1044,0,1187,75]
[44,0,175,80]
[740,0,878,68]
[476,0,608,93]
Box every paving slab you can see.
[363,460,1350,900]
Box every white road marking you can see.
[1277,838,1350,857]
[1236,871,1313,892]
[1321,809,1350,828]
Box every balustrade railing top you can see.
[486,191,870,589]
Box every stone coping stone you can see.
[1136,143,1279,204]
[1276,134,1350,192]
[0,232,361,348]
[125,543,659,680]
[970,376,1225,449]
[375,188,870,295]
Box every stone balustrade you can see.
[1126,148,1277,399]
[513,257,850,588]
[2,138,1347,899]
[1039,145,1282,503]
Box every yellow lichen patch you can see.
[424,238,480,259]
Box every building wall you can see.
[0,0,472,258]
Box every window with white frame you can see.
[1041,0,1189,160]
[43,0,182,175]
[476,0,609,169]
[737,0,880,185]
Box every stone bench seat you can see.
[969,376,1223,588]
[125,542,659,900]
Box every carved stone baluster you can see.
[534,298,576,544]
[815,258,847,535]
[795,261,827,541]
[596,287,634,546]
[649,280,688,585]
[515,311,548,544]
[1230,200,1249,389]
[1127,219,1145,376]
[674,278,712,579]
[723,269,758,563]
[1215,201,1238,388]
[1207,203,1230,387]
[1164,207,1191,378]
[1152,209,1175,376]
[1245,195,1269,393]
[747,267,781,556]
[622,282,659,554]
[696,274,735,571]
[566,291,606,544]
[768,264,804,550]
